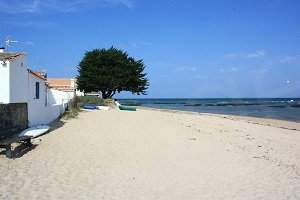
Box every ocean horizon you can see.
[118,98,300,122]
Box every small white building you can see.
[0,49,69,126]
[0,51,28,103]
[47,78,84,98]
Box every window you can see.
[35,82,40,99]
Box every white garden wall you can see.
[75,90,84,97]
[48,89,70,105]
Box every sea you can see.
[118,98,300,122]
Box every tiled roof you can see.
[47,78,72,86]
[28,70,47,81]
[47,78,77,92]
[0,52,26,61]
[33,71,46,78]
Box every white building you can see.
[0,49,69,126]
[47,78,84,98]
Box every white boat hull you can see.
[19,125,50,138]
[97,106,111,110]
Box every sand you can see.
[0,108,300,199]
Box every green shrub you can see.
[71,95,79,108]
[77,96,117,107]
[102,98,116,107]
[77,96,104,107]
[61,106,80,120]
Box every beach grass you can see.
[61,106,81,120]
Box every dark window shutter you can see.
[36,82,40,99]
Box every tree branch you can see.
[109,91,116,98]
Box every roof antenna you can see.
[5,35,18,51]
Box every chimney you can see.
[0,47,5,53]
[71,79,75,88]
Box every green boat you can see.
[119,106,137,111]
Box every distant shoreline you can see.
[119,98,300,122]
[138,106,300,131]
[119,97,300,100]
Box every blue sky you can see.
[1,0,300,98]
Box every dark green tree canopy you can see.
[77,47,149,99]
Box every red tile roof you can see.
[28,70,47,80]
[47,78,77,92]
[33,71,46,78]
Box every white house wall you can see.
[1,53,71,126]
[27,73,48,125]
[0,61,10,103]
[9,56,28,103]
[27,74,67,126]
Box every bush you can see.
[61,106,80,120]
[61,95,81,120]
[69,94,79,108]
[77,96,116,107]
[61,96,116,120]
[77,96,104,107]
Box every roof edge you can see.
[27,69,47,81]
[0,52,27,61]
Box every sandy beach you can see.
[1,108,300,199]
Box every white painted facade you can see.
[10,57,28,103]
[0,60,10,103]
[0,54,27,103]
[0,52,71,126]
[27,74,68,126]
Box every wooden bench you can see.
[0,126,31,159]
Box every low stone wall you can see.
[0,103,28,129]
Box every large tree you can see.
[77,47,149,99]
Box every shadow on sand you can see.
[48,118,66,132]
[0,107,86,159]
[47,108,85,132]
[0,143,38,159]
[0,118,67,159]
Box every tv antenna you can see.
[5,35,18,50]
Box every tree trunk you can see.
[101,90,116,99]
[101,90,108,99]
[108,91,116,98]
